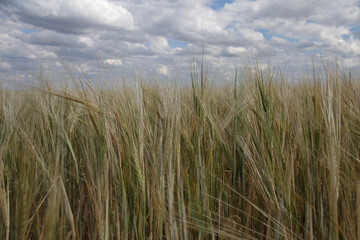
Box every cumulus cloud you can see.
[13,0,134,33]
[105,58,122,66]
[149,36,170,53]
[0,0,359,82]
[157,65,169,76]
[28,30,86,47]
[0,62,11,70]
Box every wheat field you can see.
[0,63,360,239]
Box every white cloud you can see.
[0,27,58,61]
[79,36,95,48]
[16,0,134,30]
[237,27,265,43]
[149,36,170,53]
[270,36,288,45]
[343,57,360,68]
[105,58,122,66]
[157,65,169,76]
[228,46,246,53]
[0,62,11,70]
[221,46,246,57]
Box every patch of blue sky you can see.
[307,48,322,55]
[284,36,300,43]
[350,25,360,32]
[209,0,234,10]
[350,25,360,30]
[225,24,237,31]
[256,29,272,40]
[0,14,7,19]
[307,38,318,43]
[20,29,41,34]
[350,25,360,39]
[167,38,187,48]
[306,19,316,24]
[257,28,305,43]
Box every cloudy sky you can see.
[0,0,360,83]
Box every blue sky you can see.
[0,0,359,81]
[20,29,41,34]
[209,0,234,10]
[256,29,272,41]
[167,38,187,49]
